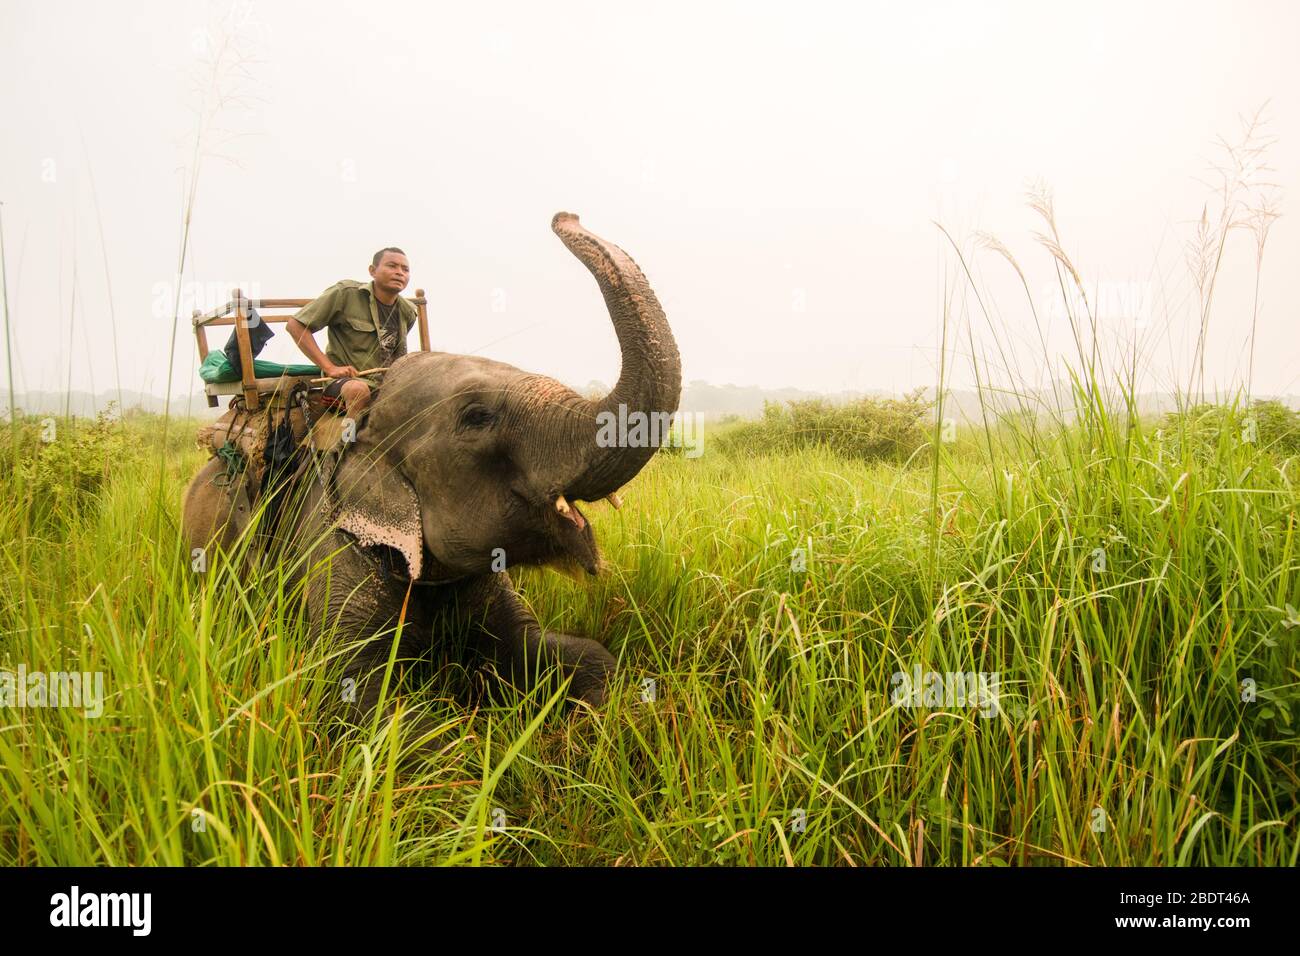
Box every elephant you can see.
[181,212,681,753]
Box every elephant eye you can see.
[458,404,496,431]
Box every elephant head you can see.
[331,213,682,582]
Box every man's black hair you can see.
[372,247,406,268]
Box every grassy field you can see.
[0,392,1296,866]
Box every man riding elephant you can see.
[182,213,682,755]
[286,247,416,420]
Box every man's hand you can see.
[325,363,359,379]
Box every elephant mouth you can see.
[544,492,599,575]
[553,494,587,532]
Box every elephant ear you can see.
[333,446,423,579]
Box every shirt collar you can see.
[364,281,408,311]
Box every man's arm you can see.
[286,317,357,379]
[288,285,358,379]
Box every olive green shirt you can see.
[295,280,418,374]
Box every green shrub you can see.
[716,388,932,463]
[1157,399,1300,460]
[1247,399,1300,455]
[10,406,135,529]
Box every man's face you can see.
[370,251,410,295]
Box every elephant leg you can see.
[303,544,445,763]
[334,633,447,761]
[458,573,616,707]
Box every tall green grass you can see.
[0,395,1295,864]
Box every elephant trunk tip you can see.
[552,211,580,233]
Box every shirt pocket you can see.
[342,312,376,334]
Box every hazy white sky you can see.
[2,0,1297,407]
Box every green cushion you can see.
[199,351,321,384]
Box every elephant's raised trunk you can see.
[550,212,682,502]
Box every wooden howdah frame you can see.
[192,287,431,410]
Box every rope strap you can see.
[212,439,246,487]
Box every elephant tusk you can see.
[605,492,623,510]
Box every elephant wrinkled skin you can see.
[181,213,681,753]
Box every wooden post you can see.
[194,309,219,407]
[193,309,209,359]
[415,287,430,352]
[232,287,259,411]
